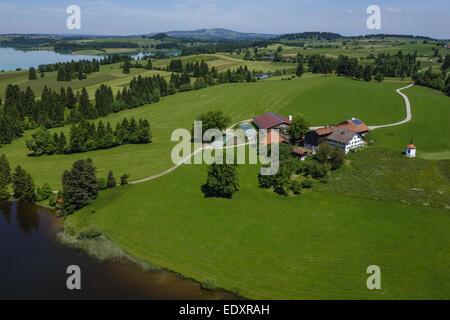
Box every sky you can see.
[0,0,449,39]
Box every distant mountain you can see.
[162,28,279,41]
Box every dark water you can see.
[0,201,237,300]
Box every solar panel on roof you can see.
[269,112,284,122]
[352,119,362,125]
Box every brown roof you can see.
[292,148,308,155]
[253,112,292,130]
[336,119,370,133]
[406,144,416,149]
[326,127,359,144]
[313,126,335,136]
[261,130,286,145]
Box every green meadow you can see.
[1,49,449,300]
[61,74,449,300]
[66,157,450,299]
[371,85,450,156]
[1,75,412,188]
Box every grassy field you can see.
[315,147,450,209]
[0,63,173,100]
[0,75,411,188]
[66,157,450,299]
[152,53,298,73]
[371,85,450,156]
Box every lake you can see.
[0,47,179,72]
[0,201,237,299]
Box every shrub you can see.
[77,225,102,240]
[120,173,130,185]
[48,194,57,206]
[290,180,302,194]
[200,278,216,291]
[36,182,53,201]
[302,178,314,188]
[97,177,107,190]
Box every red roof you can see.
[57,198,63,203]
[406,144,416,149]
[253,112,292,130]
[314,126,335,136]
[260,130,286,145]
[336,119,370,133]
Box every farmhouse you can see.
[304,118,369,150]
[326,127,364,153]
[336,118,370,136]
[304,126,334,150]
[253,112,292,130]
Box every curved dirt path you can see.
[130,75,422,185]
[369,64,432,130]
[129,120,252,185]
[368,82,415,130]
[129,142,250,184]
[69,65,439,189]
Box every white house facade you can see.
[325,128,364,153]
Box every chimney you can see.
[289,115,292,121]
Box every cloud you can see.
[0,2,15,9]
[386,8,404,13]
[346,9,356,14]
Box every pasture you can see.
[1,75,412,188]
[66,156,450,299]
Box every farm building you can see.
[336,118,370,136]
[304,118,369,150]
[253,112,292,130]
[304,126,334,150]
[325,127,364,153]
[260,130,287,145]
[292,148,309,161]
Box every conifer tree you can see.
[0,154,11,199]
[107,170,116,188]
[57,67,65,81]
[296,62,304,77]
[67,87,77,109]
[12,165,36,202]
[78,88,92,119]
[61,159,98,215]
[28,67,37,80]
[58,132,67,154]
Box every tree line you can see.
[167,59,256,88]
[26,117,151,156]
[303,50,420,81]
[36,54,133,81]
[0,153,129,213]
[1,58,260,148]
[0,154,36,202]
